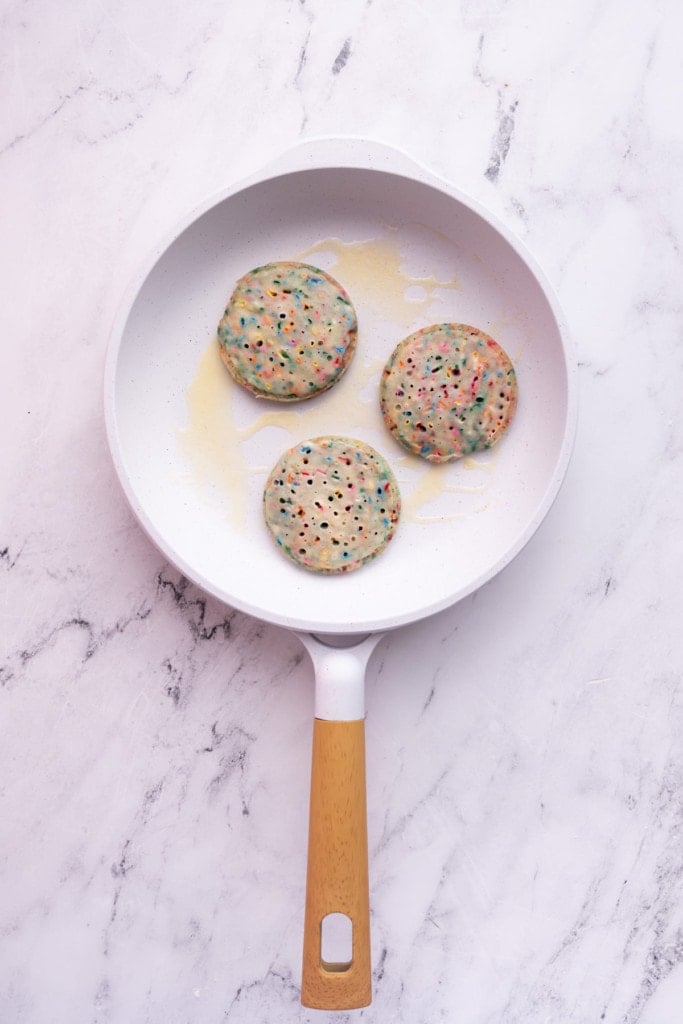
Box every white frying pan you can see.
[104,138,577,1010]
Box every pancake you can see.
[263,437,401,574]
[217,262,357,401]
[380,323,518,462]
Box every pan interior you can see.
[110,167,572,633]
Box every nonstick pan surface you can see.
[105,139,576,635]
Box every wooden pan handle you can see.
[301,718,371,1009]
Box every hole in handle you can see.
[320,912,353,972]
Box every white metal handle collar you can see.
[298,632,384,720]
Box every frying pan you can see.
[104,138,577,1010]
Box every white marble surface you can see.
[2,1,683,1021]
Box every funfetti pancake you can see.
[263,437,401,574]
[380,323,518,462]
[218,262,357,401]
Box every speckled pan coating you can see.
[380,323,518,462]
[218,262,357,401]
[263,437,401,574]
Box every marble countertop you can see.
[2,2,682,1021]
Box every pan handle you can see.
[302,718,370,1009]
[298,633,383,1010]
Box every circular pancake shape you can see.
[380,323,518,462]
[263,437,401,574]
[218,262,357,401]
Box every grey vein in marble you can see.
[331,37,352,75]
[485,94,518,182]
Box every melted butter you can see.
[237,355,385,443]
[401,461,488,523]
[298,236,459,330]
[462,453,497,474]
[179,341,249,530]
[180,233,494,532]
